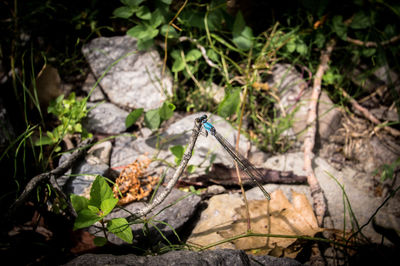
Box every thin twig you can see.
[303,39,336,265]
[339,87,400,137]
[10,137,94,217]
[304,39,336,226]
[127,117,203,221]
[179,36,222,72]
[346,34,400,48]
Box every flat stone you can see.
[82,36,173,111]
[64,249,301,266]
[255,152,399,243]
[266,63,342,142]
[110,113,267,176]
[83,102,128,134]
[90,188,201,246]
[81,73,106,102]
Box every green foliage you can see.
[217,88,241,118]
[125,101,176,130]
[331,15,347,40]
[374,157,400,182]
[232,12,254,51]
[145,109,162,130]
[125,108,144,128]
[71,176,133,244]
[286,34,308,56]
[145,101,176,130]
[107,217,133,244]
[35,93,92,150]
[170,145,184,165]
[113,0,173,50]
[169,144,196,173]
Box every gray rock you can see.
[82,36,173,111]
[110,113,268,176]
[64,249,301,266]
[83,102,128,134]
[266,63,342,142]
[81,73,106,102]
[64,159,110,197]
[206,185,226,195]
[90,188,201,246]
[352,64,399,94]
[248,152,400,244]
[58,141,112,196]
[86,141,112,165]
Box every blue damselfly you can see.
[197,115,271,200]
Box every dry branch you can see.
[303,38,336,266]
[10,138,94,217]
[346,34,400,48]
[339,87,400,137]
[127,117,203,221]
[303,39,336,227]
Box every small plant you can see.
[35,92,92,151]
[374,157,400,182]
[113,0,175,50]
[169,144,196,173]
[125,101,176,130]
[71,175,133,245]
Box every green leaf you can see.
[170,145,184,164]
[73,209,101,230]
[144,108,161,130]
[47,95,64,115]
[160,0,172,4]
[362,48,376,57]
[87,205,100,214]
[121,0,144,7]
[187,165,196,173]
[170,49,180,60]
[160,24,179,38]
[314,32,325,48]
[149,8,164,28]
[125,108,144,128]
[136,5,151,20]
[89,176,114,208]
[137,39,154,50]
[107,218,133,244]
[100,198,119,216]
[34,135,57,146]
[159,101,175,120]
[206,49,219,62]
[296,43,308,55]
[350,11,374,29]
[185,49,202,62]
[332,15,347,40]
[172,57,185,73]
[70,194,89,213]
[218,88,241,118]
[286,40,296,53]
[232,12,253,50]
[180,11,205,29]
[127,24,158,40]
[113,6,135,19]
[93,237,107,247]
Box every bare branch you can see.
[303,39,336,227]
[127,117,203,221]
[346,34,400,48]
[10,138,94,216]
[339,87,400,137]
